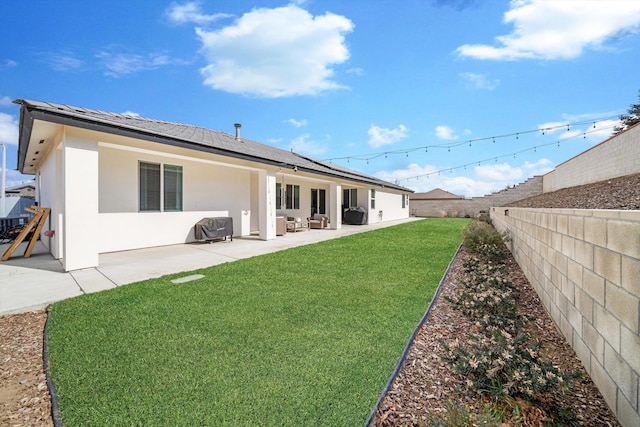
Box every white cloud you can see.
[456,0,640,60]
[375,158,553,197]
[346,67,364,76]
[196,5,354,97]
[538,116,621,144]
[121,111,140,117]
[367,124,408,148]
[434,125,458,141]
[166,1,231,25]
[537,121,570,134]
[41,51,84,72]
[1,59,17,69]
[97,52,178,77]
[290,133,327,155]
[0,112,19,145]
[5,169,35,187]
[459,72,499,90]
[287,118,307,128]
[0,96,12,107]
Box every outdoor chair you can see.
[307,214,328,229]
[286,217,308,232]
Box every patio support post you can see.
[329,182,342,230]
[258,170,276,240]
[61,133,99,271]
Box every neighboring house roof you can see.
[410,188,464,200]
[5,182,36,198]
[14,99,412,193]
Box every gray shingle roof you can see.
[15,99,411,192]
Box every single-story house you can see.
[5,182,36,198]
[14,99,413,271]
[409,188,464,201]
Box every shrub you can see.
[463,221,509,259]
[445,277,521,332]
[447,256,522,331]
[440,329,574,402]
[477,210,492,225]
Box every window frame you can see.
[286,184,300,210]
[311,188,326,215]
[343,188,358,208]
[139,161,183,212]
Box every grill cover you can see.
[195,217,233,241]
[343,207,367,225]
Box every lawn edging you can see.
[43,305,62,427]
[364,243,463,427]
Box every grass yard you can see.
[47,218,470,426]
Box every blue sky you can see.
[1,0,639,196]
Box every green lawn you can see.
[47,218,470,426]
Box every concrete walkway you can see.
[0,218,419,315]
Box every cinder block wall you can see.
[410,176,543,218]
[492,207,640,427]
[544,123,640,192]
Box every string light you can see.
[322,116,617,164]
[388,123,616,185]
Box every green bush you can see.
[440,329,574,402]
[463,221,509,259]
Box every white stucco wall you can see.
[374,190,408,222]
[36,141,59,257]
[61,132,99,271]
[95,141,254,253]
[29,122,410,269]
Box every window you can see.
[311,189,326,215]
[139,162,160,211]
[276,183,282,209]
[286,184,300,209]
[343,188,357,208]
[402,194,407,209]
[370,189,376,209]
[163,164,183,211]
[139,162,183,212]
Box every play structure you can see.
[1,206,50,261]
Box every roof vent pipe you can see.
[234,123,242,141]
